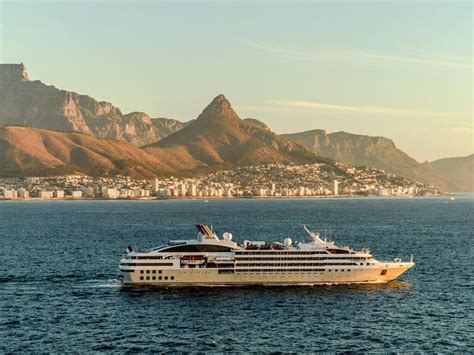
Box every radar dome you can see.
[284,238,292,246]
[223,232,233,241]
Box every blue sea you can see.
[0,197,473,352]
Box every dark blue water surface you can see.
[0,197,473,352]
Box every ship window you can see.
[152,270,156,274]
[159,276,162,280]
[171,276,174,280]
[152,276,156,280]
[381,269,387,275]
[140,276,144,280]
[164,276,168,280]
[140,270,144,274]
[160,244,233,253]
[146,270,150,274]
[159,270,162,274]
[146,276,150,280]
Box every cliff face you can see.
[151,117,191,141]
[0,63,30,81]
[282,129,468,192]
[283,130,409,168]
[0,64,185,146]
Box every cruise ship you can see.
[119,224,414,287]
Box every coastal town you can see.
[0,163,441,200]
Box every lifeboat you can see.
[181,255,206,265]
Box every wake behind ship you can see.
[119,224,414,287]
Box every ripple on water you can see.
[0,198,472,352]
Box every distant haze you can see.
[1,1,472,161]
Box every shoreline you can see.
[0,194,454,202]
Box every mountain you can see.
[282,130,417,169]
[431,154,474,192]
[2,63,469,189]
[151,117,191,140]
[0,63,185,146]
[282,129,469,192]
[144,95,323,171]
[243,118,270,131]
[0,126,173,177]
[0,96,325,178]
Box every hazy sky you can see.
[1,1,472,161]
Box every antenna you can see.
[303,225,325,244]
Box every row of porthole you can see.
[140,276,175,281]
[140,270,162,274]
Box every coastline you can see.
[0,193,454,202]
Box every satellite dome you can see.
[223,232,233,241]
[284,238,292,246]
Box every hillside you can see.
[0,126,174,177]
[0,96,328,178]
[282,129,469,192]
[0,63,184,146]
[1,64,470,190]
[431,154,474,192]
[144,95,324,171]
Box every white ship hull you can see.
[119,224,415,287]
[121,262,414,287]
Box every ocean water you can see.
[0,196,473,352]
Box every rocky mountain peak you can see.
[197,94,240,123]
[0,64,189,146]
[0,63,30,81]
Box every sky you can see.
[1,0,472,161]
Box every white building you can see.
[187,184,197,197]
[151,178,160,192]
[39,191,54,199]
[297,186,305,196]
[17,189,29,199]
[134,189,150,198]
[3,189,17,199]
[331,180,339,196]
[102,187,119,199]
[71,190,83,199]
[119,189,132,198]
[54,190,64,199]
[179,184,186,196]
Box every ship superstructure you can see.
[119,224,414,286]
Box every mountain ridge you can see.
[282,129,470,192]
[1,63,471,191]
[145,94,324,169]
[430,154,474,192]
[0,64,185,146]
